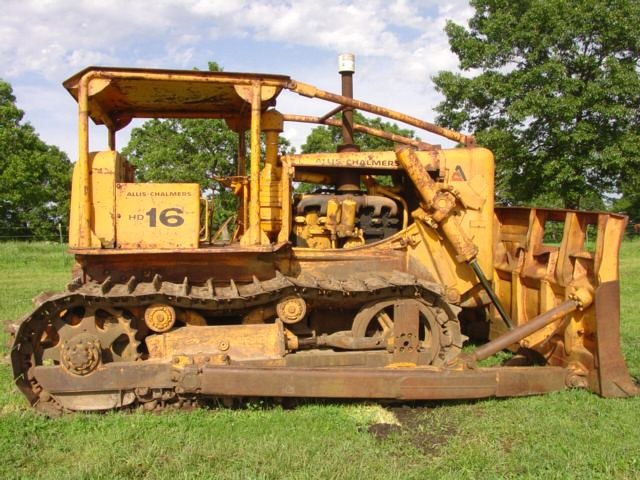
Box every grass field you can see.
[0,240,638,479]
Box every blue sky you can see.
[1,0,472,158]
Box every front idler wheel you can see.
[350,297,463,366]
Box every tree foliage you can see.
[0,80,72,240]
[301,111,417,154]
[433,0,640,213]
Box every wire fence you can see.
[1,225,71,266]
[0,235,67,240]
[0,224,68,241]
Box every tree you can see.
[614,175,640,223]
[0,80,72,240]
[301,111,418,153]
[433,0,640,211]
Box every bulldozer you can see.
[11,54,638,414]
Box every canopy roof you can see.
[63,66,291,131]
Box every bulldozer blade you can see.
[593,281,640,397]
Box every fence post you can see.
[58,223,65,265]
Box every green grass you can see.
[0,240,638,479]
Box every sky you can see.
[0,0,473,159]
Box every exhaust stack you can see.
[336,53,360,192]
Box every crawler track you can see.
[10,270,460,415]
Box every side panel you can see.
[91,151,121,247]
[438,147,495,277]
[405,147,495,300]
[69,150,133,248]
[115,183,200,249]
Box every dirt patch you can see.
[367,422,402,438]
[365,405,460,457]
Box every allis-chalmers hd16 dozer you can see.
[11,55,638,414]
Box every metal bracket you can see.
[392,301,420,364]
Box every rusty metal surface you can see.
[392,301,421,364]
[11,268,450,411]
[33,361,570,401]
[286,80,475,146]
[63,67,290,129]
[470,299,578,362]
[146,324,286,362]
[492,206,627,357]
[396,147,477,261]
[339,63,355,148]
[284,149,437,171]
[70,239,411,285]
[282,114,436,150]
[593,281,640,397]
[12,246,636,413]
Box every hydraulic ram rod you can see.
[470,299,578,362]
[469,259,514,330]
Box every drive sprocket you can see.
[39,306,139,374]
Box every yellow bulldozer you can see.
[10,55,638,414]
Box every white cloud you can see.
[2,0,472,77]
[187,0,247,17]
[1,0,474,156]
